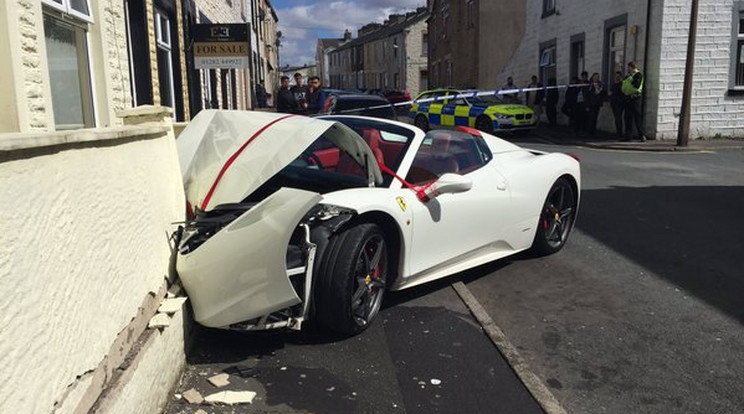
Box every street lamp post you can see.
[677,0,699,147]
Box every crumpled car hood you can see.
[177,110,383,212]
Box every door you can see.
[403,130,511,281]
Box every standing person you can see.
[563,77,579,129]
[525,75,544,123]
[305,76,326,114]
[290,72,308,114]
[610,71,625,139]
[502,76,519,103]
[585,73,606,135]
[255,81,268,108]
[545,78,559,127]
[574,71,590,134]
[621,61,646,141]
[276,75,300,114]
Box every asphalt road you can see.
[463,140,744,413]
[165,281,543,414]
[165,136,744,414]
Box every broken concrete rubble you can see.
[207,373,230,388]
[204,390,257,405]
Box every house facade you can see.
[0,0,277,133]
[327,7,429,96]
[431,0,744,139]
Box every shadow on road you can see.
[576,185,744,324]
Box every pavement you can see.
[527,124,744,152]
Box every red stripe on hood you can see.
[200,114,298,211]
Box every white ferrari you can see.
[175,110,580,335]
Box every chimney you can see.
[343,29,352,41]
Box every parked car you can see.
[175,110,580,335]
[409,89,537,133]
[323,93,396,120]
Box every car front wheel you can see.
[475,115,494,134]
[531,177,576,256]
[315,223,388,335]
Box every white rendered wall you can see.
[0,124,185,413]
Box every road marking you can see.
[452,281,568,414]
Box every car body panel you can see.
[177,109,382,211]
[177,188,322,328]
[175,110,580,331]
[410,89,537,131]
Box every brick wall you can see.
[654,0,744,139]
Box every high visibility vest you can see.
[622,71,644,96]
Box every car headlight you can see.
[494,114,511,120]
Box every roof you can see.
[318,38,344,49]
[332,8,429,53]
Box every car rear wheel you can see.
[531,177,576,256]
[315,223,388,335]
[475,115,494,134]
[414,114,429,132]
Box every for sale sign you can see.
[193,24,250,69]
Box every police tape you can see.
[324,83,592,115]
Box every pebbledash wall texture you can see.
[494,0,744,139]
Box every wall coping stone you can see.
[0,125,170,153]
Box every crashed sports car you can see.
[175,110,580,335]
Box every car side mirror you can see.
[435,173,473,195]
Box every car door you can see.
[403,130,511,285]
[426,91,448,128]
[441,91,470,128]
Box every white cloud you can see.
[275,0,426,67]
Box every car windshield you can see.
[469,94,506,105]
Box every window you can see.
[442,7,450,39]
[406,130,492,185]
[393,37,398,59]
[394,73,400,89]
[420,70,428,91]
[731,4,744,89]
[539,42,556,84]
[155,8,175,112]
[467,0,475,29]
[543,0,556,18]
[42,0,95,130]
[607,25,626,83]
[570,34,585,80]
[42,0,92,22]
[422,33,428,56]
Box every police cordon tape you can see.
[323,83,592,116]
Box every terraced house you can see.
[327,7,429,97]
[428,0,744,139]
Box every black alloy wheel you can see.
[414,114,430,132]
[475,115,494,134]
[315,223,388,335]
[531,177,576,256]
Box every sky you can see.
[271,0,426,67]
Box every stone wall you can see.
[0,107,186,413]
[405,19,428,96]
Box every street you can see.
[165,136,744,414]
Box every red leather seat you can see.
[336,128,386,177]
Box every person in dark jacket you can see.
[276,76,300,114]
[563,77,580,129]
[545,78,559,127]
[585,73,606,135]
[290,72,308,114]
[609,71,625,139]
[255,81,268,108]
[305,76,326,114]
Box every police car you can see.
[409,89,537,133]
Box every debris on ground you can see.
[204,390,257,405]
[158,297,188,314]
[208,373,230,388]
[182,388,204,404]
[148,313,171,329]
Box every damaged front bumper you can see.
[176,188,354,331]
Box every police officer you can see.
[621,62,646,142]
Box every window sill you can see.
[541,10,556,19]
[727,88,744,96]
